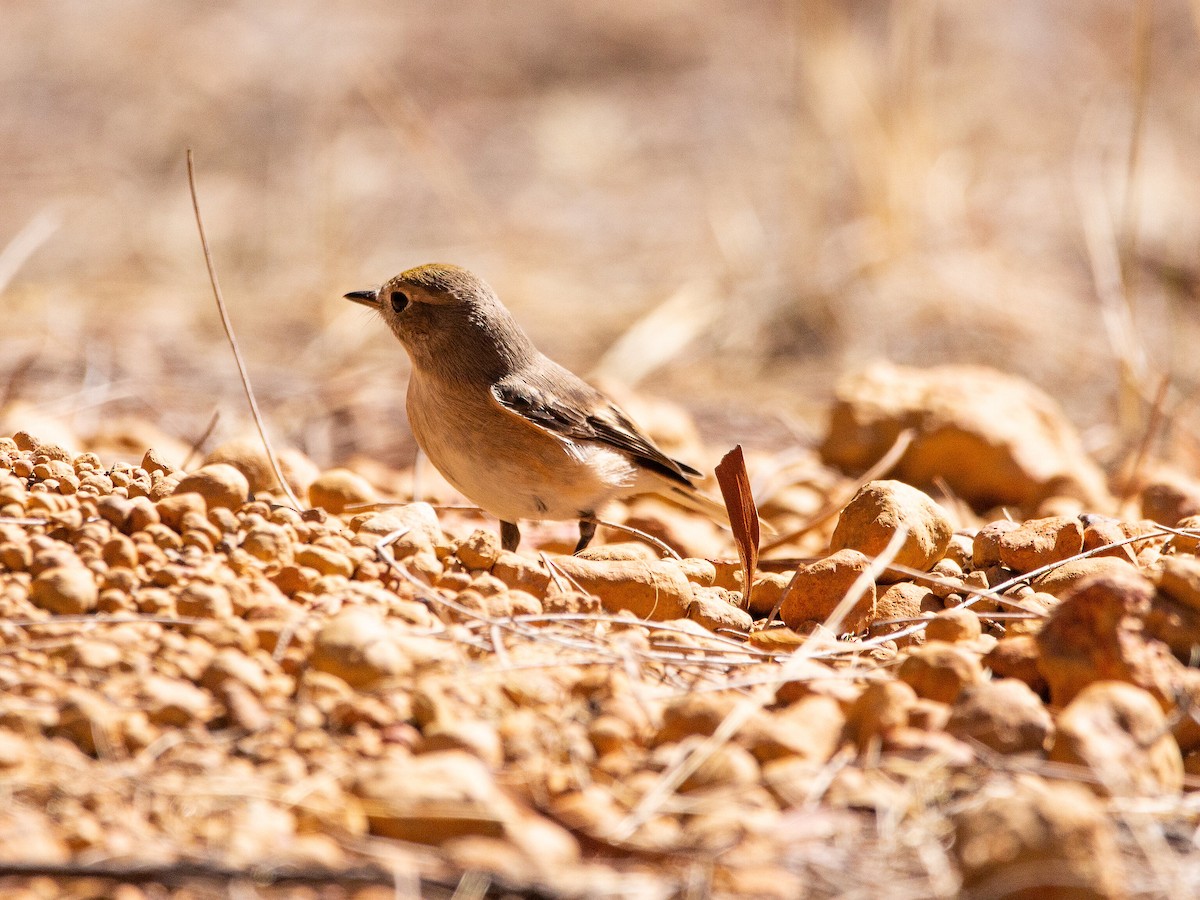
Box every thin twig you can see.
[592,516,683,559]
[185,149,302,511]
[1118,373,1170,506]
[180,408,221,471]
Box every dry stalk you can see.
[1120,0,1153,308]
[185,149,303,511]
[179,408,220,471]
[0,207,60,296]
[1118,373,1171,506]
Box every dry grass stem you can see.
[185,149,303,512]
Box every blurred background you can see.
[1,0,1196,471]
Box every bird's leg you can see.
[500,521,521,552]
[574,517,598,554]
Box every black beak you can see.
[344,289,379,308]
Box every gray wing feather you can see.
[490,363,700,487]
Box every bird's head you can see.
[345,263,535,378]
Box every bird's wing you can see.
[490,364,701,487]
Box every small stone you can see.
[677,557,717,586]
[176,581,234,619]
[141,675,216,727]
[1081,514,1140,564]
[418,719,505,769]
[175,464,249,510]
[54,690,128,755]
[241,523,292,562]
[687,587,753,632]
[587,715,635,757]
[679,742,760,792]
[897,642,983,704]
[352,503,441,552]
[996,515,1084,574]
[550,556,694,621]
[780,548,876,634]
[925,606,981,643]
[1032,556,1140,598]
[204,437,319,496]
[1155,554,1200,611]
[984,635,1047,694]
[872,581,936,639]
[846,680,917,747]
[1035,569,1180,707]
[311,608,411,689]
[972,520,1021,568]
[352,750,504,844]
[747,571,790,618]
[201,647,269,696]
[907,698,951,732]
[1166,514,1200,554]
[542,589,601,614]
[821,363,1111,511]
[953,776,1126,899]
[946,679,1053,754]
[654,692,739,745]
[455,529,502,571]
[29,565,98,615]
[309,468,377,515]
[1141,470,1200,525]
[295,545,354,578]
[65,639,123,671]
[101,534,139,569]
[743,695,845,764]
[140,448,177,476]
[155,492,207,532]
[1147,555,1200,660]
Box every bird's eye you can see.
[390,291,410,313]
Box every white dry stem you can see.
[591,279,720,387]
[0,207,60,296]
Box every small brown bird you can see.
[345,263,727,552]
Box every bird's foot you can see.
[500,520,521,552]
[574,517,597,554]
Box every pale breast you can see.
[405,373,637,522]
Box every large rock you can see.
[1035,569,1182,708]
[821,363,1110,511]
[952,776,1126,899]
[1049,681,1183,797]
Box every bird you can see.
[344,263,729,553]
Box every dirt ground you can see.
[4,2,1200,898]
